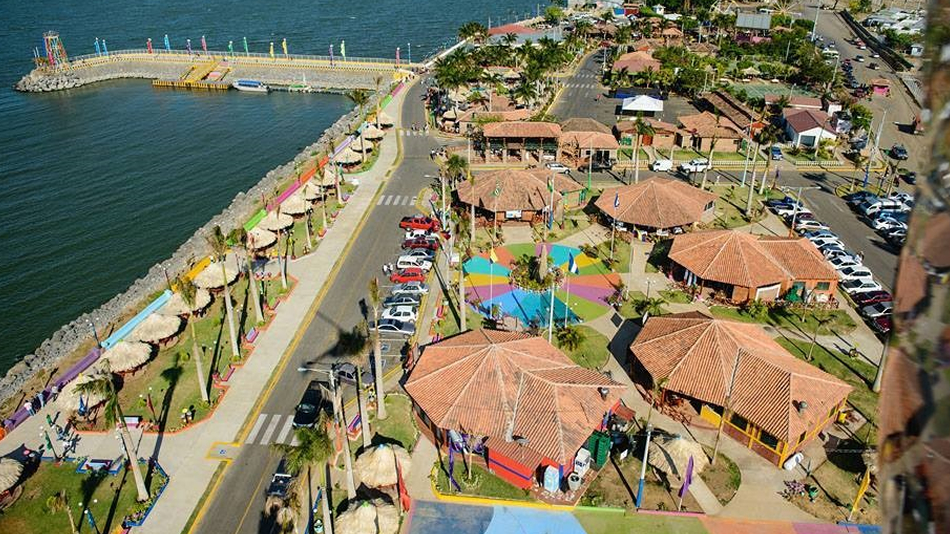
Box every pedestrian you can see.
[24,400,35,416]
[36,391,45,409]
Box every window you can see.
[816,282,831,291]
[730,413,748,430]
[759,430,780,450]
[797,432,807,444]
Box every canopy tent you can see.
[280,193,310,216]
[334,500,399,534]
[193,262,239,290]
[102,341,153,372]
[621,95,664,113]
[502,68,521,80]
[741,66,761,77]
[258,210,294,232]
[247,227,278,251]
[355,444,412,488]
[648,433,709,480]
[362,125,385,140]
[0,458,24,494]
[126,313,181,344]
[160,288,212,316]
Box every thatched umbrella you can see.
[300,181,322,201]
[442,109,459,121]
[349,137,373,153]
[247,227,278,251]
[258,210,294,232]
[0,458,24,494]
[335,500,399,534]
[280,193,310,216]
[376,111,394,126]
[503,68,520,80]
[336,147,363,165]
[362,125,384,140]
[161,288,212,316]
[127,313,181,344]
[317,164,341,187]
[57,362,110,412]
[194,261,238,289]
[102,341,152,373]
[648,433,709,480]
[355,444,412,488]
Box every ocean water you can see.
[0,0,536,373]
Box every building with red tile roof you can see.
[559,118,621,164]
[406,329,625,489]
[594,177,717,231]
[782,108,837,148]
[676,112,743,152]
[611,51,662,74]
[456,168,584,225]
[629,312,852,465]
[483,121,563,163]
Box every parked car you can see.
[852,290,892,306]
[804,229,838,241]
[679,158,711,173]
[402,248,435,260]
[390,268,426,283]
[774,204,811,218]
[333,362,373,386]
[405,229,434,240]
[650,159,674,172]
[391,281,429,296]
[767,196,802,209]
[854,54,865,62]
[828,255,862,271]
[885,227,907,243]
[396,255,433,271]
[402,237,440,251]
[848,79,861,89]
[872,217,907,233]
[794,220,831,232]
[868,62,880,70]
[267,460,296,499]
[842,278,883,295]
[810,236,844,249]
[872,316,893,335]
[901,171,917,184]
[383,294,421,308]
[770,145,783,160]
[889,144,909,160]
[838,265,875,281]
[860,198,908,217]
[381,305,418,322]
[861,301,893,319]
[292,381,326,428]
[545,162,571,173]
[844,191,877,205]
[376,319,416,338]
[399,215,439,231]
[889,191,914,205]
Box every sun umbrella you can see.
[300,181,322,201]
[334,500,399,534]
[280,193,310,216]
[193,261,239,289]
[376,111,394,126]
[355,444,412,488]
[349,136,373,153]
[442,109,459,120]
[447,88,470,102]
[102,341,152,372]
[57,361,111,412]
[258,210,294,232]
[0,458,24,493]
[503,68,520,80]
[335,147,363,165]
[161,288,212,316]
[126,313,182,344]
[247,227,278,251]
[315,164,340,187]
[362,125,384,140]
[648,433,709,480]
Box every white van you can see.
[860,198,905,217]
[650,159,673,172]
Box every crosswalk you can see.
[245,413,300,446]
[565,83,600,89]
[575,72,599,79]
[377,194,417,206]
[398,129,427,137]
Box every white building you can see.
[783,108,837,148]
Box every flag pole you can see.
[547,279,555,342]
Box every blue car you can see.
[770,145,783,160]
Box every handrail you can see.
[57,48,416,67]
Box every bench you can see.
[245,328,259,343]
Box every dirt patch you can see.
[581,455,702,512]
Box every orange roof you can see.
[611,51,661,73]
[456,168,582,212]
[488,23,538,36]
[561,118,612,135]
[405,330,626,464]
[678,112,743,139]
[615,118,678,135]
[894,251,927,314]
[669,230,836,288]
[559,130,620,150]
[630,312,852,442]
[594,177,717,230]
[483,121,562,139]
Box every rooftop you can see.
[483,121,562,139]
[677,111,743,139]
[782,108,834,135]
[456,168,582,212]
[594,177,718,230]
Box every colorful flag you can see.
[447,444,461,491]
[146,38,153,54]
[201,35,207,53]
[678,456,694,498]
[164,34,170,51]
[340,40,346,59]
[78,394,86,416]
[242,36,248,55]
[851,467,871,517]
[489,248,499,264]
[94,38,101,56]
[568,253,579,274]
[614,191,620,209]
[102,39,108,55]
[396,457,411,510]
[281,38,288,56]
[85,510,98,531]
[269,42,274,59]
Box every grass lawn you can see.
[373,394,419,451]
[433,463,531,501]
[645,240,671,273]
[545,210,593,242]
[617,291,648,320]
[574,510,708,534]
[0,461,167,534]
[709,306,857,336]
[790,450,880,524]
[592,238,632,273]
[581,455,702,512]
[659,289,691,304]
[285,198,345,257]
[701,446,741,506]
[775,338,879,426]
[672,149,749,162]
[554,325,611,370]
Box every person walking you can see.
[24,399,35,416]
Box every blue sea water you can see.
[0,0,536,373]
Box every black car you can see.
[267,459,296,499]
[890,144,909,160]
[848,80,860,89]
[292,381,326,428]
[901,171,917,184]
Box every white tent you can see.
[621,95,664,114]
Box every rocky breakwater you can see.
[16,59,189,92]
[0,91,384,407]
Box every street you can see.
[194,79,439,534]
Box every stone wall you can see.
[0,89,384,405]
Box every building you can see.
[668,229,838,303]
[735,12,772,33]
[559,118,620,164]
[594,177,718,232]
[611,50,661,74]
[782,108,837,148]
[620,94,664,116]
[701,91,761,132]
[483,121,562,163]
[629,312,852,466]
[764,94,824,111]
[455,168,584,225]
[405,329,626,489]
[615,118,678,150]
[676,112,743,152]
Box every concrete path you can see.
[405,436,439,501]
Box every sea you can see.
[0,0,537,374]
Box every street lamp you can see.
[635,424,653,508]
[88,320,101,349]
[780,185,821,237]
[159,263,171,291]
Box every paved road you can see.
[195,79,439,534]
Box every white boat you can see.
[232,79,269,93]
[288,73,313,93]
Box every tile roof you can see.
[483,121,562,139]
[488,23,539,36]
[615,118,678,135]
[594,177,718,230]
[879,348,926,439]
[756,237,838,281]
[559,131,620,150]
[611,51,662,73]
[630,312,852,442]
[678,112,743,139]
[560,118,612,135]
[405,330,626,464]
[783,108,834,135]
[456,168,582,212]
[702,91,756,130]
[765,94,824,109]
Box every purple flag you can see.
[678,455,694,498]
[329,44,334,66]
[447,444,461,491]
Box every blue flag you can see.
[94,38,101,56]
[568,253,579,274]
[102,39,108,55]
[614,191,620,209]
[85,509,98,531]
[164,34,170,51]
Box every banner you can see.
[678,456,694,498]
[146,38,153,54]
[164,34,170,51]
[201,35,207,53]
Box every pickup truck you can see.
[266,460,296,499]
[678,158,711,173]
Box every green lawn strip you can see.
[0,461,167,534]
[701,446,741,505]
[775,338,879,426]
[658,289,691,304]
[553,325,611,370]
[573,510,708,534]
[617,290,648,320]
[556,290,611,322]
[372,394,419,451]
[549,211,592,242]
[709,306,856,335]
[505,243,537,261]
[433,463,531,501]
[592,239,631,273]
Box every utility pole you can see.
[863,109,887,189]
[635,425,653,508]
[712,349,741,465]
[810,5,821,42]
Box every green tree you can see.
[849,103,874,133]
[630,114,655,184]
[367,277,387,420]
[338,321,373,449]
[458,21,489,43]
[556,324,584,352]
[743,298,768,320]
[75,367,149,502]
[346,89,371,164]
[46,490,78,534]
[635,297,665,318]
[228,227,264,325]
[207,225,240,358]
[176,276,209,403]
[270,424,333,534]
[545,6,565,24]
[445,153,468,184]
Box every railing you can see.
[59,48,413,67]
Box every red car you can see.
[402,238,440,251]
[390,268,426,283]
[399,216,439,231]
[852,290,892,307]
[872,316,892,335]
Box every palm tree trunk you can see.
[746,142,761,214]
[701,142,715,190]
[337,396,357,500]
[245,251,264,325]
[116,403,149,501]
[66,507,78,534]
[458,250,467,330]
[221,264,240,357]
[356,368,371,449]
[633,135,641,184]
[320,478,334,534]
[190,321,209,403]
[359,131,367,164]
[280,232,289,290]
[759,159,770,195]
[469,202,476,248]
[372,317,386,420]
[304,213,313,251]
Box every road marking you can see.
[245,414,267,444]
[377,196,385,206]
[275,417,295,445]
[383,195,394,205]
[258,414,282,445]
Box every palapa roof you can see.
[193,261,239,289]
[405,329,626,465]
[630,312,852,442]
[279,192,309,216]
[160,288,212,316]
[102,341,153,372]
[783,108,834,135]
[594,178,717,230]
[258,210,294,231]
[335,146,363,164]
[355,444,412,488]
[611,51,661,73]
[678,112,742,139]
[483,121,561,139]
[57,361,111,412]
[560,118,612,135]
[376,111,394,126]
[0,458,24,493]
[456,169,581,213]
[300,181,322,201]
[669,230,836,288]
[127,313,182,343]
[247,227,278,251]
[362,124,384,140]
[334,500,400,534]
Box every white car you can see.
[403,248,435,260]
[678,158,711,173]
[391,282,429,296]
[828,255,862,271]
[404,229,432,240]
[809,236,842,249]
[861,301,893,319]
[838,265,874,281]
[804,230,838,241]
[889,191,913,205]
[794,220,830,232]
[842,278,883,295]
[396,256,433,271]
[775,205,811,218]
[650,159,674,172]
[545,162,570,173]
[381,305,418,322]
[872,217,907,233]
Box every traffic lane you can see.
[551,52,612,121]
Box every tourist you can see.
[24,399,35,416]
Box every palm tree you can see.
[74,367,149,502]
[270,424,334,534]
[757,125,780,195]
[328,140,342,202]
[458,21,488,43]
[46,490,78,534]
[367,277,386,420]
[338,321,372,449]
[445,154,468,185]
[635,297,665,318]
[467,90,488,110]
[644,377,669,426]
[176,276,209,403]
[630,114,655,184]
[512,81,537,108]
[556,324,584,351]
[228,228,264,325]
[207,225,240,358]
[346,89,371,164]
[701,113,722,190]
[373,75,384,128]
[480,70,504,110]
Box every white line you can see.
[392,195,403,205]
[258,415,282,445]
[383,195,393,206]
[245,414,267,444]
[276,417,295,444]
[377,196,386,206]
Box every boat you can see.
[288,73,313,93]
[232,79,269,93]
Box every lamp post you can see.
[635,424,653,508]
[160,263,171,291]
[88,320,101,349]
